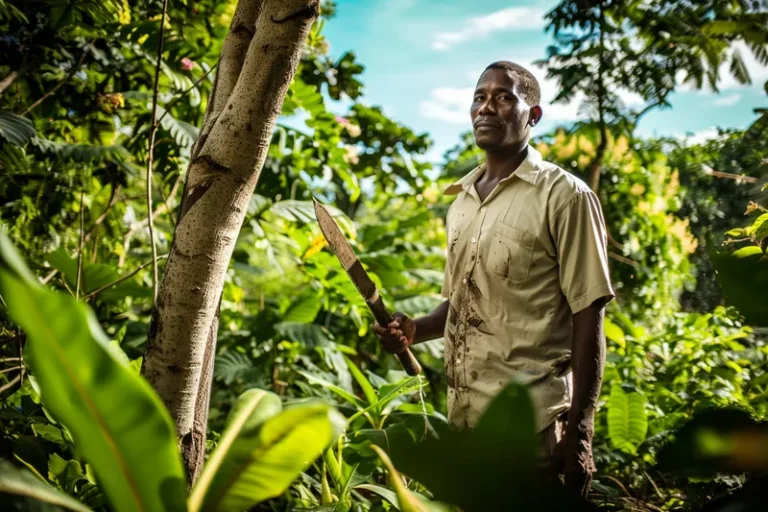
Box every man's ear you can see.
[529,105,543,127]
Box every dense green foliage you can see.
[1,1,768,511]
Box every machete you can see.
[312,197,422,376]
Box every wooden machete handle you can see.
[368,296,422,376]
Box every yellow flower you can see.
[577,135,595,156]
[612,136,629,161]
[664,170,680,200]
[667,216,698,255]
[555,134,578,160]
[118,0,131,24]
[630,183,646,196]
[422,183,439,203]
[536,141,550,158]
[303,235,327,259]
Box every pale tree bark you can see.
[141,0,320,484]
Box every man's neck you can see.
[483,142,529,182]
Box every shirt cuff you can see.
[568,282,615,314]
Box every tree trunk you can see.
[587,121,607,193]
[141,0,319,484]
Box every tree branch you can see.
[76,191,85,299]
[0,71,18,96]
[155,63,218,128]
[146,0,171,304]
[0,374,21,395]
[119,172,182,267]
[84,183,122,242]
[84,254,168,301]
[23,42,91,115]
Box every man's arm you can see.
[562,300,606,497]
[413,300,449,344]
[373,300,449,352]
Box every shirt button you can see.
[462,278,467,284]
[471,237,477,244]
[456,358,462,365]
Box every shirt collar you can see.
[444,145,543,196]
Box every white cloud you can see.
[431,7,546,51]
[419,87,472,123]
[673,127,725,146]
[714,93,741,106]
[615,88,646,108]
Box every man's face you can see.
[470,68,535,151]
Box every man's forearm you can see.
[413,300,449,344]
[568,303,606,440]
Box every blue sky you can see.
[321,0,768,163]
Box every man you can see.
[373,61,614,498]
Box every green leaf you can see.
[604,318,626,348]
[711,247,768,326]
[215,351,259,385]
[343,355,378,407]
[355,483,401,509]
[275,322,333,347]
[189,395,344,512]
[0,228,37,285]
[370,445,430,512]
[0,234,187,512]
[729,50,752,86]
[298,371,367,409]
[746,213,768,239]
[348,377,423,424]
[0,110,36,146]
[189,389,282,511]
[48,453,88,494]
[31,138,130,163]
[283,293,321,324]
[0,461,92,512]
[156,106,199,149]
[607,384,648,454]
[270,200,355,237]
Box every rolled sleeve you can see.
[551,191,615,314]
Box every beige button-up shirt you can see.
[441,146,614,432]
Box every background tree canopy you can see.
[1,0,768,511]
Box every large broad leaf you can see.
[711,247,768,326]
[0,234,186,512]
[607,384,648,454]
[188,390,344,512]
[0,461,92,512]
[0,110,36,146]
[188,389,282,511]
[282,293,321,324]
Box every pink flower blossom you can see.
[180,57,196,71]
[335,116,350,127]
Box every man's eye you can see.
[499,95,511,101]
[473,95,484,102]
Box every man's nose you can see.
[478,98,496,116]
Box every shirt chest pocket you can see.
[487,223,536,282]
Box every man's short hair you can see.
[483,61,541,107]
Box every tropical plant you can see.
[0,231,344,511]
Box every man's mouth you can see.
[474,120,502,130]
